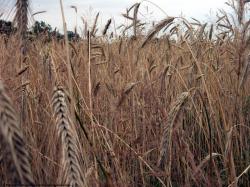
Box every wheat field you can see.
[0,0,250,186]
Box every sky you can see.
[30,0,227,32]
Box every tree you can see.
[32,21,52,35]
[0,20,14,35]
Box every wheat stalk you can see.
[59,0,75,123]
[52,86,84,187]
[0,82,34,186]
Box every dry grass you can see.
[0,0,250,186]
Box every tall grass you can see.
[0,0,249,186]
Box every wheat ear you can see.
[102,19,112,36]
[14,0,29,39]
[0,82,34,186]
[52,86,84,187]
[158,92,189,170]
[141,17,175,48]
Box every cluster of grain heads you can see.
[0,82,34,186]
[0,0,250,186]
[121,3,147,37]
[52,86,85,187]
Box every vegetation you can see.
[0,20,14,35]
[0,0,249,186]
